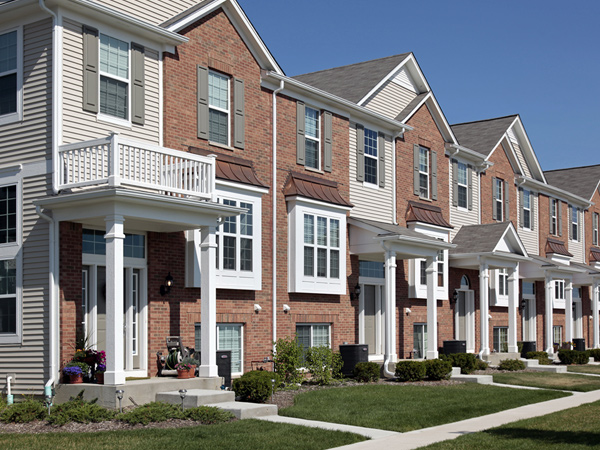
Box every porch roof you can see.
[520,254,587,280]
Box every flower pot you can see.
[96,372,105,384]
[70,373,83,384]
[177,365,196,379]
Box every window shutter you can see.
[519,187,524,227]
[378,132,385,188]
[568,205,572,240]
[451,159,458,207]
[467,165,473,211]
[131,43,145,125]
[233,78,245,149]
[323,111,332,172]
[82,25,99,113]
[594,214,598,245]
[197,65,209,139]
[531,193,535,231]
[492,177,497,220]
[431,150,437,200]
[577,208,581,242]
[413,145,420,196]
[296,101,305,165]
[356,124,364,182]
[504,181,510,222]
[549,197,553,234]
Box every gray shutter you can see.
[296,101,305,165]
[197,66,209,139]
[519,188,524,227]
[504,181,510,222]
[558,201,562,236]
[549,197,553,234]
[131,43,145,125]
[413,144,420,195]
[451,159,458,207]
[577,208,581,242]
[233,78,245,149]
[323,111,332,172]
[82,25,99,113]
[467,165,473,211]
[431,150,437,200]
[531,193,535,231]
[492,177,497,220]
[356,124,364,182]
[568,205,572,240]
[378,132,385,188]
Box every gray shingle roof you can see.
[544,165,600,201]
[450,222,511,254]
[395,93,428,123]
[292,53,412,104]
[450,115,517,157]
[350,217,440,243]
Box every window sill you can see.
[209,141,235,151]
[362,182,379,190]
[0,111,22,127]
[418,196,432,202]
[97,113,132,129]
[304,166,323,175]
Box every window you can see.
[0,30,18,120]
[304,107,320,169]
[0,259,16,335]
[498,269,508,297]
[208,71,230,145]
[523,281,535,296]
[571,206,578,241]
[593,213,599,246]
[493,327,508,353]
[82,229,145,258]
[550,199,557,236]
[296,324,330,356]
[303,214,339,279]
[364,128,378,185]
[494,178,504,221]
[522,189,531,229]
[553,325,562,347]
[0,181,20,344]
[413,249,447,299]
[419,260,427,286]
[359,261,384,278]
[456,162,468,208]
[419,146,429,198]
[413,323,427,359]
[437,251,444,287]
[195,323,243,374]
[217,199,253,272]
[99,34,129,120]
[0,185,16,244]
[555,279,565,301]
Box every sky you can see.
[239,0,599,172]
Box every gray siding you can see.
[363,81,417,120]
[516,190,539,256]
[95,0,200,26]
[449,162,479,240]
[0,18,52,164]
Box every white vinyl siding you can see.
[94,0,200,26]
[507,128,533,179]
[568,207,584,263]
[349,124,393,222]
[62,18,160,145]
[516,190,538,256]
[362,79,417,119]
[449,161,479,240]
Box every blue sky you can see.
[240,0,599,171]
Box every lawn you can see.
[567,365,600,375]
[493,372,600,392]
[422,399,600,449]
[279,384,568,432]
[0,420,365,450]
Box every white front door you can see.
[360,283,384,358]
[455,290,475,353]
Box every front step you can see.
[156,389,234,408]
[520,359,567,373]
[206,401,277,419]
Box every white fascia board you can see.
[165,0,282,74]
[216,179,269,195]
[485,117,519,162]
[262,72,413,135]
[503,136,525,176]
[499,222,529,257]
[286,195,352,213]
[444,143,489,167]
[516,176,592,209]
[511,116,546,183]
[377,234,455,250]
[398,92,431,124]
[423,93,458,144]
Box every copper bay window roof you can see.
[545,238,573,257]
[406,201,452,228]
[591,247,600,262]
[283,172,352,207]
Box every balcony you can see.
[57,133,215,200]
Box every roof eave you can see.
[516,175,592,208]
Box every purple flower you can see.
[63,366,82,376]
[97,364,106,372]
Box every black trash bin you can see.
[196,351,232,388]
[443,340,466,355]
[339,344,368,377]
[573,338,586,352]
[521,341,536,358]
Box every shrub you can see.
[475,359,489,371]
[1,399,47,423]
[305,346,342,385]
[184,406,235,424]
[526,351,551,365]
[48,396,115,426]
[272,336,303,385]
[558,349,589,365]
[425,359,452,381]
[64,361,90,376]
[395,361,426,382]
[118,402,183,425]
[233,370,278,403]
[353,362,380,382]
[587,349,600,362]
[498,359,526,371]
[441,353,478,374]
[517,341,524,354]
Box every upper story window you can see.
[498,269,508,297]
[99,35,129,120]
[217,199,253,272]
[304,106,320,169]
[437,250,445,287]
[419,146,429,198]
[494,178,504,221]
[456,162,468,208]
[364,128,378,185]
[0,185,17,244]
[570,206,579,242]
[0,259,17,336]
[297,103,332,172]
[0,29,21,124]
[208,70,230,145]
[593,212,599,246]
[522,189,531,229]
[413,145,437,200]
[356,124,384,187]
[555,279,565,301]
[550,198,557,235]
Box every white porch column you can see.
[104,215,125,385]
[593,280,600,349]
[479,259,490,358]
[199,225,218,377]
[545,273,554,354]
[384,250,397,363]
[565,278,573,344]
[426,255,438,359]
[507,265,518,353]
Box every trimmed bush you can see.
[184,406,235,424]
[272,336,303,385]
[475,359,489,371]
[517,341,524,354]
[1,399,47,423]
[353,362,380,382]
[441,353,478,374]
[48,392,115,426]
[118,402,183,425]
[233,370,278,403]
[558,349,590,365]
[305,346,343,385]
[526,351,551,365]
[588,349,600,362]
[425,359,452,381]
[395,361,426,382]
[498,359,526,371]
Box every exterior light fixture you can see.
[283,304,291,313]
[160,273,174,296]
[254,303,262,313]
[520,299,527,311]
[451,290,458,304]
[116,389,124,414]
[350,284,361,301]
[179,389,187,411]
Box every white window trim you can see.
[550,199,557,236]
[495,178,504,221]
[553,279,566,309]
[0,26,23,126]
[363,127,379,187]
[553,325,563,346]
[493,326,508,353]
[419,146,429,199]
[456,161,468,210]
[288,197,348,295]
[408,225,448,300]
[208,70,230,147]
[195,323,244,376]
[97,33,131,126]
[522,189,532,230]
[304,106,321,171]
[571,206,579,242]
[296,323,331,348]
[413,322,427,359]
[593,212,599,246]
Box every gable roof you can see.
[544,165,600,201]
[450,222,527,257]
[292,53,412,104]
[450,115,518,157]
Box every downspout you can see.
[391,131,403,225]
[272,80,284,353]
[6,376,13,405]
[380,241,395,377]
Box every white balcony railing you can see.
[57,133,215,200]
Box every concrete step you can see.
[156,389,235,408]
[206,401,277,419]
[451,367,461,376]
[522,359,539,368]
[527,364,567,373]
[450,373,493,384]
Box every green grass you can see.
[0,419,365,450]
[494,372,600,392]
[422,399,600,449]
[567,365,600,375]
[279,384,568,432]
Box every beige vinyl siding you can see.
[507,129,532,178]
[62,18,161,146]
[95,0,200,26]
[449,162,479,240]
[362,81,417,120]
[0,174,52,394]
[0,18,52,164]
[569,209,584,263]
[517,190,539,256]
[348,124,393,222]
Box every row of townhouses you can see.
[1,0,599,395]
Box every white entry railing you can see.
[57,133,215,200]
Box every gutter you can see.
[516,175,592,208]
[272,80,284,353]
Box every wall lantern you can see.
[350,284,361,301]
[451,290,458,304]
[160,273,174,296]
[520,299,527,311]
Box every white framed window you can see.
[413,323,427,359]
[410,247,448,300]
[218,199,253,272]
[571,206,579,242]
[550,199,557,236]
[208,70,230,145]
[364,128,378,185]
[419,146,429,198]
[522,189,531,229]
[553,279,566,309]
[498,269,508,297]
[99,34,129,121]
[195,323,243,375]
[0,28,22,125]
[288,199,348,294]
[304,106,320,170]
[593,212,599,246]
[495,178,504,221]
[416,253,445,287]
[457,162,468,209]
[296,323,331,354]
[493,326,508,353]
[553,325,562,347]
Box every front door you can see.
[361,283,383,358]
[455,290,475,353]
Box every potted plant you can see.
[63,365,83,384]
[95,363,106,384]
[63,361,89,384]
[175,357,198,379]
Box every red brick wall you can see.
[585,188,600,264]
[480,144,517,225]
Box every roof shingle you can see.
[450,115,517,157]
[544,165,600,201]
